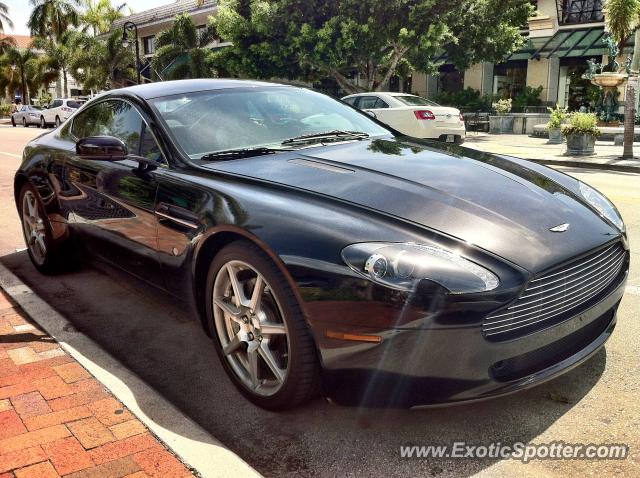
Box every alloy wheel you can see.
[21,190,47,265]
[212,260,290,396]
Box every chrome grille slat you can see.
[483,242,626,339]
[485,258,625,326]
[491,252,626,316]
[524,245,620,292]
[530,244,618,284]
[484,262,624,333]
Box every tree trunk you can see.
[329,68,360,94]
[375,46,409,92]
[622,75,637,159]
[21,71,28,105]
[622,28,640,159]
[63,69,68,98]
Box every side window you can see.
[52,100,63,108]
[374,98,389,109]
[342,97,357,106]
[358,96,381,109]
[72,100,164,163]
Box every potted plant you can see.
[562,112,600,156]
[546,104,568,144]
[489,99,514,134]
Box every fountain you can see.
[582,36,628,126]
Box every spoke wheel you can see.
[213,260,290,396]
[205,240,320,410]
[21,189,47,265]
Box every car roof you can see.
[117,79,288,100]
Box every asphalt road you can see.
[0,124,638,477]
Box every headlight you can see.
[579,182,624,232]
[341,242,499,294]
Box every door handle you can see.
[155,202,200,230]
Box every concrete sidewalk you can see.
[464,133,640,173]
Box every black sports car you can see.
[14,80,629,409]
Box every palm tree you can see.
[1,47,38,104]
[33,30,83,98]
[28,0,81,39]
[605,0,640,158]
[152,13,216,80]
[0,1,13,32]
[81,0,130,36]
[71,29,135,90]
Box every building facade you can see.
[111,0,219,81]
[412,0,635,112]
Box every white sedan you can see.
[342,92,466,144]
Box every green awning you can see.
[507,27,635,61]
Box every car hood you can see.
[203,138,620,272]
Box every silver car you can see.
[11,105,44,128]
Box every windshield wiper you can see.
[281,130,370,145]
[199,147,287,161]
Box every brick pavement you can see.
[0,290,195,478]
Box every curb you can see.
[0,262,262,478]
[525,157,640,174]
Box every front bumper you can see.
[317,267,627,408]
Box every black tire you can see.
[40,116,46,128]
[55,116,61,128]
[22,118,28,128]
[18,183,79,274]
[11,117,16,127]
[205,240,320,410]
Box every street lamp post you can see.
[122,21,141,85]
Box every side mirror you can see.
[76,136,128,161]
[364,109,377,119]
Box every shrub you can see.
[562,112,600,137]
[546,104,568,129]
[0,104,11,117]
[492,98,512,115]
[432,88,494,111]
[512,86,543,111]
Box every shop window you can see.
[557,0,604,25]
[493,61,528,99]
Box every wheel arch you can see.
[192,226,310,336]
[13,173,30,213]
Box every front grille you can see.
[483,241,626,340]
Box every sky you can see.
[2,0,171,35]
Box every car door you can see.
[64,99,165,286]
[45,100,62,123]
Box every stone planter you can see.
[547,127,563,144]
[565,133,596,156]
[489,116,514,134]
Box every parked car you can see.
[342,92,466,143]
[15,80,629,410]
[40,98,86,128]
[11,105,44,127]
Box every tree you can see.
[28,0,81,39]
[0,1,13,32]
[0,47,37,104]
[210,0,533,93]
[606,0,640,159]
[33,30,84,97]
[81,0,130,36]
[71,29,135,90]
[152,13,216,80]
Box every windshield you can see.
[394,95,440,107]
[150,87,391,159]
